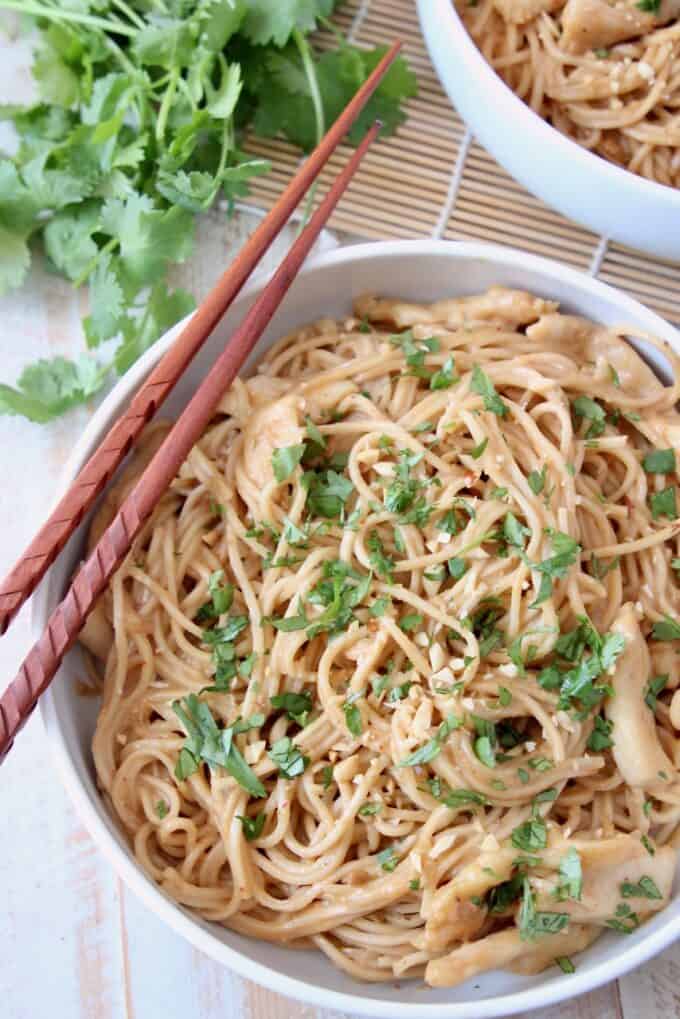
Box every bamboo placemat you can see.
[242,0,680,326]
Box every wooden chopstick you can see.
[0,41,402,637]
[0,121,381,763]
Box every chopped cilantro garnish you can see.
[272,443,306,483]
[267,737,309,779]
[645,674,668,710]
[237,811,266,841]
[621,876,662,900]
[172,694,266,797]
[652,616,680,641]
[512,815,547,852]
[376,846,399,872]
[572,396,606,439]
[528,466,546,495]
[398,712,462,767]
[650,485,677,520]
[471,365,509,417]
[587,715,614,751]
[643,448,675,474]
[271,690,312,727]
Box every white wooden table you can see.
[2,24,680,1019]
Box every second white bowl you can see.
[417,0,680,260]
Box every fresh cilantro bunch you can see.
[0,0,417,423]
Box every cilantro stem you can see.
[292,28,325,232]
[0,1,138,36]
[73,237,118,290]
[156,67,180,144]
[109,0,146,29]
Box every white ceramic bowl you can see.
[417,0,680,261]
[37,241,680,1018]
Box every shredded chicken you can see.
[354,288,557,330]
[605,604,674,789]
[562,0,680,53]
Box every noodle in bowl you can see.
[37,242,680,1018]
[417,0,680,260]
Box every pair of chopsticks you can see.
[0,42,402,763]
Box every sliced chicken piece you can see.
[240,394,304,488]
[493,0,563,23]
[424,848,515,952]
[508,925,600,975]
[536,843,675,924]
[354,288,557,330]
[562,0,680,54]
[526,314,664,398]
[605,603,674,789]
[426,925,594,986]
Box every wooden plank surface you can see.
[1,12,680,1019]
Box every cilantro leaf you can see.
[172,694,265,796]
[471,365,508,417]
[0,354,107,423]
[267,736,309,779]
[652,616,680,641]
[643,448,675,474]
[572,396,606,439]
[271,690,312,727]
[650,486,677,521]
[272,443,306,483]
[242,0,336,47]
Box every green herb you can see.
[474,735,496,769]
[343,697,362,737]
[556,956,575,974]
[369,596,391,617]
[155,800,169,820]
[591,554,620,581]
[195,570,234,623]
[430,355,457,390]
[652,616,680,641]
[172,694,265,796]
[672,558,680,571]
[367,530,394,582]
[200,615,250,693]
[534,788,557,803]
[504,511,530,550]
[556,848,582,901]
[358,801,382,816]
[518,768,530,784]
[643,448,675,473]
[272,444,306,483]
[409,878,421,891]
[586,714,614,751]
[386,681,413,703]
[488,874,524,914]
[645,674,668,710]
[0,12,415,423]
[606,902,640,934]
[471,365,508,417]
[572,396,606,439]
[398,712,462,767]
[525,530,581,608]
[637,0,661,11]
[519,877,569,941]
[305,562,371,638]
[641,835,655,856]
[399,613,422,631]
[498,686,512,707]
[444,558,467,583]
[512,816,547,852]
[650,486,677,520]
[302,468,354,518]
[377,846,399,872]
[268,602,309,632]
[267,736,309,779]
[464,599,504,658]
[237,811,266,841]
[441,787,488,808]
[282,516,309,547]
[304,415,326,452]
[470,437,488,459]
[528,466,546,495]
[424,565,447,582]
[622,875,663,900]
[271,690,312,727]
[321,764,333,790]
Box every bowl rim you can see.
[417,0,680,208]
[36,239,680,1018]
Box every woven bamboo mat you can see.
[242,0,680,326]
